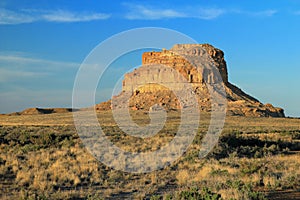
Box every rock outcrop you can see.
[96,44,284,117]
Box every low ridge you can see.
[8,108,78,115]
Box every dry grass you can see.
[0,111,299,199]
[192,165,212,182]
[176,169,190,185]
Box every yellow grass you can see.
[0,110,299,199]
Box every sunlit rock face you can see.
[97,44,285,117]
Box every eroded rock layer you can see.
[97,44,284,117]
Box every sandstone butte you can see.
[96,44,285,117]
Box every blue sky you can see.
[0,0,300,116]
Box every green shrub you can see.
[176,187,221,200]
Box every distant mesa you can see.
[96,44,285,117]
[8,108,78,116]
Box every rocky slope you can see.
[96,44,284,117]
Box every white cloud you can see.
[196,8,225,20]
[0,8,35,24]
[0,8,110,25]
[42,10,110,22]
[125,4,186,20]
[123,3,277,20]
[124,4,225,20]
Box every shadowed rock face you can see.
[97,44,284,117]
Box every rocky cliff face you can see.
[123,44,227,93]
[97,44,284,117]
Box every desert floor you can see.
[0,111,299,199]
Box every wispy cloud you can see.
[0,8,35,24]
[0,8,110,25]
[196,8,225,20]
[292,10,300,15]
[0,53,78,68]
[0,53,79,82]
[123,3,276,20]
[124,4,225,20]
[0,68,46,82]
[42,10,110,22]
[124,4,186,20]
[233,9,277,17]
[253,9,277,17]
